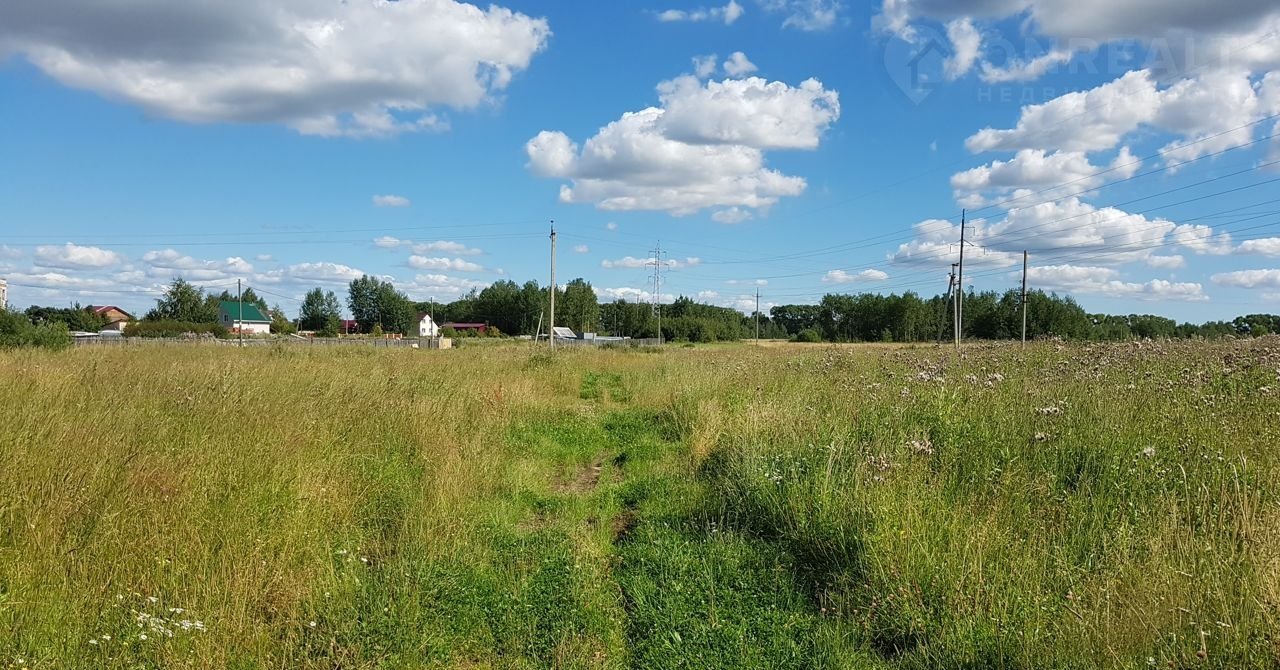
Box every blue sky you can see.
[2,0,1279,321]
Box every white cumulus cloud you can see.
[34,243,123,269]
[943,18,981,79]
[658,0,744,25]
[526,72,838,217]
[823,268,889,283]
[1237,237,1280,257]
[601,256,702,270]
[0,0,550,138]
[712,207,754,224]
[1026,264,1207,301]
[142,249,253,280]
[965,69,1273,164]
[693,54,719,79]
[723,51,758,77]
[374,237,483,256]
[760,0,843,31]
[372,194,411,207]
[1145,255,1185,269]
[594,286,678,303]
[1211,268,1280,289]
[950,148,1139,205]
[407,256,485,272]
[260,262,367,285]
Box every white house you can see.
[217,301,272,335]
[417,313,440,338]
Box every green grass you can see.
[1,340,1278,668]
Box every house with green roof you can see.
[217,300,272,335]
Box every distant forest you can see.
[10,276,1280,344]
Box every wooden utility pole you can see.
[1021,250,1029,347]
[755,287,760,344]
[945,263,957,346]
[956,209,966,347]
[237,278,244,347]
[549,221,557,349]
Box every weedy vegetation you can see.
[1,339,1278,668]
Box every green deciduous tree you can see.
[346,275,415,335]
[1,309,70,349]
[23,304,108,332]
[146,279,218,323]
[269,304,296,335]
[299,288,342,332]
[560,278,599,333]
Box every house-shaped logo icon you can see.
[882,25,950,105]
[907,38,947,94]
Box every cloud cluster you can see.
[373,237,483,256]
[34,242,123,269]
[5,241,510,313]
[407,256,485,272]
[759,0,843,31]
[372,195,411,208]
[1237,237,1280,257]
[601,256,702,270]
[1025,264,1207,301]
[967,70,1278,164]
[950,147,1138,207]
[0,0,550,137]
[890,196,1236,272]
[258,262,368,285]
[823,269,890,283]
[657,1,744,25]
[878,0,1280,78]
[892,29,1279,293]
[1211,268,1280,289]
[594,286,676,303]
[142,249,253,281]
[400,273,490,300]
[526,64,839,218]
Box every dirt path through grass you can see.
[487,369,871,669]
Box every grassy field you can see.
[1,339,1278,669]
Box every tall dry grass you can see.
[2,339,1277,668]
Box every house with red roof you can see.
[89,305,134,332]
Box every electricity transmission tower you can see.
[650,241,664,345]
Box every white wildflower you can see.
[906,438,934,456]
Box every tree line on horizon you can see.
[5,276,1280,344]
[770,290,1280,342]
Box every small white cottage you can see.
[417,313,440,338]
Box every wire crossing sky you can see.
[2,0,1280,320]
